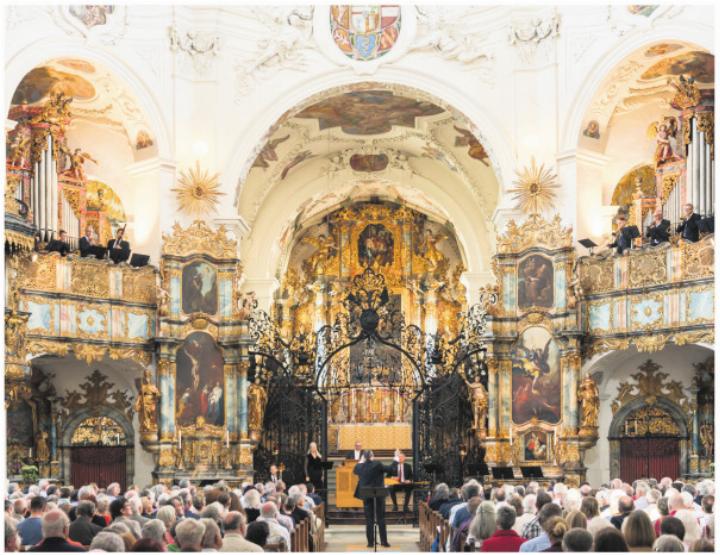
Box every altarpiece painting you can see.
[175,332,225,427]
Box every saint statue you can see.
[467,374,488,439]
[420,229,447,275]
[699,422,714,457]
[578,375,599,432]
[247,376,268,436]
[134,368,160,433]
[303,233,337,275]
[36,431,50,463]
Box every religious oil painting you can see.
[182,260,218,315]
[512,326,561,425]
[350,153,389,172]
[523,431,550,462]
[358,223,394,267]
[176,332,225,427]
[518,255,554,309]
[641,51,714,83]
[330,5,401,61]
[11,66,96,104]
[7,401,34,447]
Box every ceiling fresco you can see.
[11,66,96,105]
[641,51,714,83]
[294,90,445,135]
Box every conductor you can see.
[354,450,392,548]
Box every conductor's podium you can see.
[334,460,402,509]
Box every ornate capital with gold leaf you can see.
[162,220,238,259]
[612,359,688,414]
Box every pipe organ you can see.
[685,114,714,217]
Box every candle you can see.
[178,430,182,450]
[225,429,229,449]
[29,447,32,458]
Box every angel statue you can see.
[156,285,171,317]
[63,148,98,183]
[134,368,160,433]
[648,117,678,166]
[466,373,488,439]
[699,422,713,457]
[7,122,32,168]
[578,375,599,432]
[302,233,337,275]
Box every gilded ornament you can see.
[577,257,614,294]
[621,405,681,436]
[577,375,599,434]
[696,112,714,157]
[612,359,688,414]
[172,162,225,217]
[681,236,714,279]
[509,158,560,217]
[162,220,237,259]
[158,448,176,468]
[628,249,667,288]
[662,175,678,201]
[61,370,134,421]
[497,214,573,254]
[238,445,254,466]
[71,261,110,298]
[670,75,701,110]
[247,376,268,439]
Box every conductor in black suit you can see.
[388,451,413,512]
[645,209,671,246]
[354,450,392,548]
[676,203,703,242]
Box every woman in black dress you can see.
[304,441,324,491]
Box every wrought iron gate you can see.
[253,373,327,488]
[414,372,479,486]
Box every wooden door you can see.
[619,437,679,483]
[71,446,126,490]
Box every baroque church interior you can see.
[3,4,716,553]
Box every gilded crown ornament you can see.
[509,157,560,217]
[172,161,224,216]
[670,75,702,111]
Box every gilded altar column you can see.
[238,360,250,438]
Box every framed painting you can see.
[523,430,551,462]
[182,260,218,315]
[518,254,554,309]
[511,326,561,425]
[358,223,394,267]
[175,332,225,427]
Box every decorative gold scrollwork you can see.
[612,359,688,414]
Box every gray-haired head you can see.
[41,509,69,539]
[652,534,685,552]
[141,519,166,544]
[176,519,206,550]
[496,505,516,530]
[224,511,246,533]
[89,531,126,552]
[76,500,96,519]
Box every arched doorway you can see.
[69,415,130,490]
[609,399,688,482]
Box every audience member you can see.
[481,505,526,552]
[562,529,593,552]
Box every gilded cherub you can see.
[63,148,98,183]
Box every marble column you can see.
[238,361,249,437]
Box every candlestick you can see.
[178,430,182,450]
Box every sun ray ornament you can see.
[172,161,224,217]
[509,157,560,218]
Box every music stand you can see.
[130,253,150,267]
[520,466,544,479]
[467,462,489,482]
[578,238,598,255]
[359,486,388,552]
[491,466,515,480]
[87,246,107,260]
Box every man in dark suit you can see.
[78,226,96,257]
[68,500,102,547]
[676,203,703,242]
[346,441,363,460]
[29,510,86,552]
[607,214,638,255]
[354,450,392,548]
[645,209,671,246]
[107,227,130,264]
[388,451,413,512]
[46,230,70,256]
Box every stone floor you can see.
[324,524,420,552]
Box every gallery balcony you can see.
[11,251,158,364]
[578,235,714,355]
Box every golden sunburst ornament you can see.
[509,157,560,217]
[172,162,224,217]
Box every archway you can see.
[63,407,135,490]
[608,399,688,482]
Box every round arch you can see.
[561,22,714,153]
[5,37,172,161]
[60,405,135,487]
[607,397,689,480]
[224,68,514,207]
